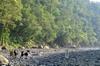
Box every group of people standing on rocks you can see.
[0,45,51,66]
[10,49,30,58]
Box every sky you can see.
[90,0,100,2]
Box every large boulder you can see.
[44,45,50,49]
[0,55,9,65]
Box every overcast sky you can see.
[90,0,100,2]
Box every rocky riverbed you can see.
[2,48,100,66]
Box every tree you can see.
[0,0,22,46]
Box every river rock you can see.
[0,54,9,65]
[44,46,50,49]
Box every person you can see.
[10,49,18,57]
[20,50,30,59]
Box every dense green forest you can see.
[0,0,100,49]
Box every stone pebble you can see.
[2,49,100,66]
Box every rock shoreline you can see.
[1,48,100,66]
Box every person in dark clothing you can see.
[20,50,30,58]
[10,49,18,57]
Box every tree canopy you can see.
[0,0,100,49]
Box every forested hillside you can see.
[0,0,100,49]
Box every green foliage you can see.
[0,0,100,49]
[0,0,22,47]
